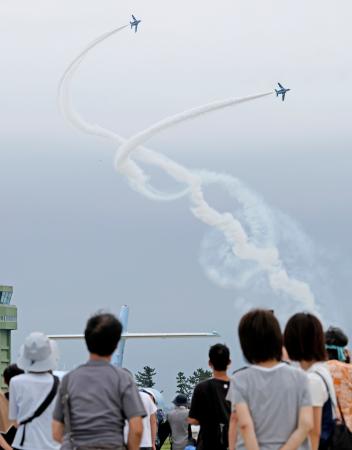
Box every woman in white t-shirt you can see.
[9,332,60,450]
[284,313,337,450]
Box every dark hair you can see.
[238,309,283,364]
[3,364,24,386]
[85,313,122,356]
[209,343,230,371]
[325,326,349,361]
[284,313,326,362]
[325,326,348,347]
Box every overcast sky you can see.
[1,0,351,398]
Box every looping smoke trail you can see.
[60,25,317,311]
[58,25,189,202]
[115,96,316,310]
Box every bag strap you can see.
[19,374,59,446]
[314,371,346,425]
[208,379,230,424]
[188,423,193,440]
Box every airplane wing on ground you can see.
[48,331,219,340]
[282,92,286,101]
[132,15,136,20]
[122,332,219,339]
[278,82,284,89]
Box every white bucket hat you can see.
[17,332,59,372]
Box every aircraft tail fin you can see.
[130,22,133,28]
[111,305,129,367]
[275,89,279,96]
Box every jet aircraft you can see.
[275,83,290,101]
[48,305,219,367]
[50,305,219,417]
[130,15,141,33]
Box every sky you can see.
[1,0,351,398]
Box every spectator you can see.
[227,309,313,450]
[52,313,146,450]
[125,389,157,450]
[188,343,231,450]
[9,332,60,450]
[325,326,352,431]
[139,391,157,450]
[0,364,24,450]
[284,313,337,450]
[167,394,189,450]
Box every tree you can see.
[135,366,156,388]
[188,368,212,391]
[176,371,193,400]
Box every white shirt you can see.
[307,362,337,410]
[139,392,157,447]
[124,391,157,447]
[9,373,60,450]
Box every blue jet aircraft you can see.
[130,15,141,33]
[275,83,290,101]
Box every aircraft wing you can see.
[48,331,219,340]
[278,82,284,89]
[122,332,219,339]
[132,15,136,20]
[282,92,286,101]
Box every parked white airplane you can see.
[48,305,219,367]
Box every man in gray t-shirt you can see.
[52,313,146,450]
[167,394,190,450]
[227,363,312,450]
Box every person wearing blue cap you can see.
[167,394,190,450]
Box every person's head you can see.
[17,332,59,373]
[238,309,282,364]
[172,393,188,407]
[84,313,122,357]
[3,364,24,386]
[208,343,231,371]
[284,313,326,362]
[325,326,349,362]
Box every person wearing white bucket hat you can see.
[9,332,60,450]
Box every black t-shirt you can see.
[189,378,231,450]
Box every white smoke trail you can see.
[59,24,317,311]
[58,24,189,202]
[115,99,316,310]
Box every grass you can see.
[161,438,172,449]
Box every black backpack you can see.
[315,371,352,450]
[208,379,231,449]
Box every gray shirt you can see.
[167,406,189,450]
[227,363,312,450]
[53,360,146,449]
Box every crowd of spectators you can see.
[0,309,351,450]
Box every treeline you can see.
[135,366,212,399]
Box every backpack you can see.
[208,379,230,449]
[315,371,352,450]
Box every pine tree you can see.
[176,371,193,399]
[188,368,212,391]
[135,366,156,388]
